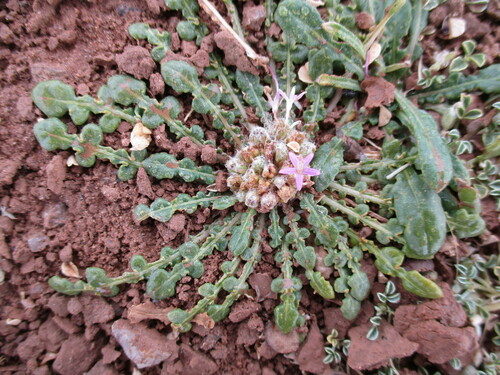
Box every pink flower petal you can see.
[279,167,296,175]
[304,167,321,176]
[295,174,304,191]
[303,153,314,166]
[288,152,299,168]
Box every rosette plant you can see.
[31,0,493,333]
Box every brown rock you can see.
[257,341,278,360]
[149,72,165,97]
[356,12,375,30]
[42,202,67,229]
[85,360,119,375]
[0,159,21,186]
[111,319,178,369]
[361,77,395,109]
[166,213,186,234]
[17,333,45,361]
[249,273,277,301]
[180,344,218,375]
[38,318,68,352]
[48,294,69,317]
[242,5,266,31]
[402,320,478,364]
[52,335,101,375]
[116,46,156,80]
[101,345,121,365]
[214,31,259,75]
[16,96,35,121]
[236,322,259,346]
[0,23,15,44]
[46,155,66,195]
[228,300,261,323]
[347,322,418,370]
[394,282,467,332]
[81,295,115,325]
[295,321,327,374]
[264,323,300,354]
[200,145,217,165]
[136,167,155,199]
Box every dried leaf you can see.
[298,63,313,84]
[361,77,395,109]
[192,312,215,329]
[379,105,392,126]
[127,301,173,325]
[40,352,58,365]
[130,122,152,151]
[61,261,81,278]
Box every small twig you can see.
[199,0,269,67]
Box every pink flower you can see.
[279,152,321,191]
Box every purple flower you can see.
[279,152,321,191]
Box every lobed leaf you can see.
[32,80,76,118]
[34,118,74,151]
[395,90,453,191]
[391,169,447,259]
[128,23,171,62]
[306,269,335,299]
[300,194,339,248]
[134,192,221,223]
[269,208,284,248]
[228,210,256,256]
[235,70,269,117]
[142,153,216,184]
[311,137,344,192]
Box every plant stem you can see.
[329,181,388,205]
[321,195,398,240]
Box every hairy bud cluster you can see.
[226,121,316,213]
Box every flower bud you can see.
[274,142,288,163]
[245,190,260,208]
[260,192,278,212]
[249,127,269,144]
[251,155,266,173]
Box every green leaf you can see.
[395,90,453,191]
[146,269,181,299]
[34,118,74,151]
[142,153,216,184]
[128,23,171,62]
[269,208,284,248]
[207,304,230,321]
[449,57,468,72]
[130,255,148,272]
[48,276,85,296]
[347,270,370,301]
[462,40,476,55]
[316,74,362,91]
[134,192,220,222]
[229,210,256,256]
[198,283,217,297]
[274,298,303,334]
[391,169,447,259]
[300,194,339,247]
[32,80,76,117]
[99,114,121,133]
[306,269,335,299]
[275,0,325,48]
[373,247,404,275]
[235,70,269,117]
[413,64,500,103]
[161,60,199,93]
[323,21,365,59]
[303,84,328,124]
[167,308,189,324]
[212,196,238,210]
[80,124,103,145]
[340,295,361,320]
[447,208,485,238]
[400,270,443,298]
[106,75,147,106]
[311,137,344,192]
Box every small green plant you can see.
[323,329,350,364]
[366,280,401,340]
[31,0,496,334]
